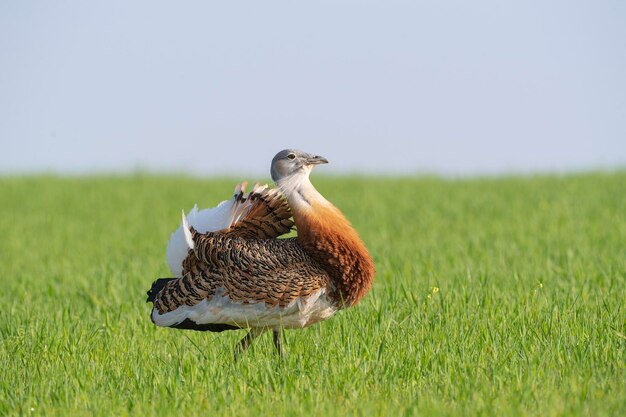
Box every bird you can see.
[146,149,376,357]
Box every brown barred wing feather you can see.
[153,236,330,316]
[223,183,294,239]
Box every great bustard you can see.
[146,149,376,356]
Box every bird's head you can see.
[270,149,328,183]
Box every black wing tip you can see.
[146,278,177,303]
[170,319,240,332]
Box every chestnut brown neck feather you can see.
[282,179,375,307]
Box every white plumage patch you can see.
[181,210,194,250]
[151,288,337,330]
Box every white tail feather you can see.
[181,210,195,250]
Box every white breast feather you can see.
[152,288,337,330]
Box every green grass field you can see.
[0,173,624,416]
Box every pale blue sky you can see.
[1,1,625,176]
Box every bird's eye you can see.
[287,153,296,160]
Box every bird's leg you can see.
[234,328,264,359]
[272,329,283,358]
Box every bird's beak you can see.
[306,155,329,165]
